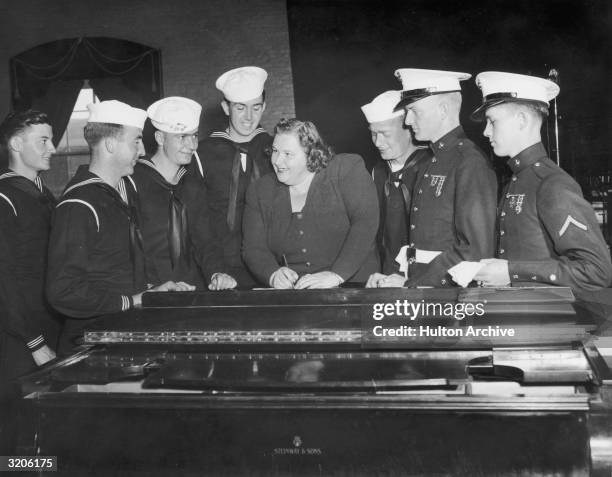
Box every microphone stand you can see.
[548,68,560,167]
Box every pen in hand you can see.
[272,254,298,289]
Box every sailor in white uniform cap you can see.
[47,100,194,353]
[187,66,273,287]
[145,96,202,177]
[360,90,431,286]
[133,97,237,292]
[472,72,612,293]
[385,68,497,288]
[86,99,149,130]
[216,66,268,105]
[147,96,201,134]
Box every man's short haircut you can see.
[223,90,266,105]
[83,122,125,148]
[505,100,549,121]
[441,91,462,115]
[0,109,50,148]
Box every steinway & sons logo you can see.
[272,435,323,456]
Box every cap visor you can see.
[394,93,432,111]
[470,98,550,121]
[470,99,508,121]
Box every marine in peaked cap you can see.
[384,68,497,288]
[472,72,612,293]
[395,69,472,111]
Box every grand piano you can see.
[16,287,612,476]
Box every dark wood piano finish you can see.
[15,287,612,476]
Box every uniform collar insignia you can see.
[430,126,465,155]
[507,142,548,174]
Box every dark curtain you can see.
[90,77,145,107]
[10,37,162,147]
[32,80,83,147]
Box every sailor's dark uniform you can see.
[132,158,224,288]
[372,148,431,274]
[188,128,273,286]
[0,170,60,400]
[47,166,148,351]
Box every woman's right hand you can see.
[270,267,299,289]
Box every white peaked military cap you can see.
[216,66,268,103]
[361,90,404,123]
[147,96,202,133]
[471,71,560,120]
[87,100,147,129]
[394,68,471,108]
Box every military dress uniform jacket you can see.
[47,166,149,349]
[372,148,431,274]
[0,170,60,398]
[243,154,380,285]
[498,142,612,292]
[188,128,273,286]
[406,126,497,287]
[132,159,224,288]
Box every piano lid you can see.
[140,286,576,308]
[81,287,607,349]
[44,346,596,394]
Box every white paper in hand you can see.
[448,261,485,287]
[395,246,409,275]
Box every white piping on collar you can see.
[56,199,100,232]
[0,193,17,216]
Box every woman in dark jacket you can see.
[243,118,379,288]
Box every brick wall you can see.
[0,0,294,135]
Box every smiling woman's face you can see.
[270,132,312,186]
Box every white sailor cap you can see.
[147,96,202,134]
[361,90,404,123]
[87,100,147,129]
[394,68,471,108]
[471,71,560,120]
[216,66,268,103]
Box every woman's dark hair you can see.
[274,118,334,173]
